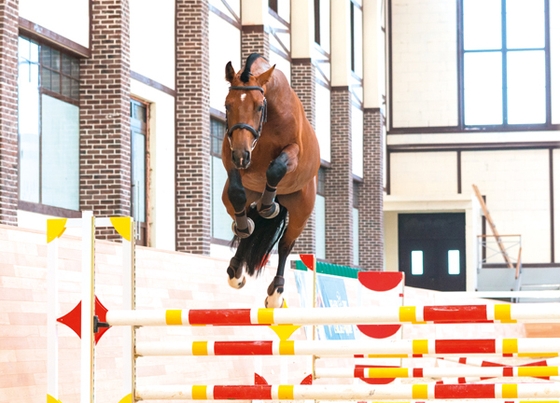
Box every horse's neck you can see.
[265,73,297,114]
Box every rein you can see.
[226,85,268,150]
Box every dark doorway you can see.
[398,213,466,291]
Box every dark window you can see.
[350,1,356,72]
[210,118,225,157]
[314,0,321,45]
[269,0,278,13]
[460,0,550,127]
[317,167,326,196]
[18,36,80,213]
[210,117,230,241]
[130,99,148,246]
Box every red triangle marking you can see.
[299,254,315,271]
[56,295,110,344]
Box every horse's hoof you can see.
[231,218,254,238]
[228,275,246,289]
[258,202,280,219]
[227,265,246,289]
[264,294,284,309]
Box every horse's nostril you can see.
[232,151,251,168]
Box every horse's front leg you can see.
[258,144,299,219]
[227,168,254,238]
[224,168,253,289]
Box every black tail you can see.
[231,204,288,276]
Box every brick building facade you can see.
[0,1,386,272]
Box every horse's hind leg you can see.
[265,183,316,308]
[227,254,246,289]
[264,237,293,308]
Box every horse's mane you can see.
[240,53,263,83]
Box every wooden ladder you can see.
[472,184,516,273]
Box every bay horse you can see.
[222,53,320,308]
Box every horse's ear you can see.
[225,61,235,83]
[256,65,275,87]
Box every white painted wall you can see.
[462,149,551,264]
[391,0,458,128]
[551,0,560,123]
[209,12,241,111]
[390,152,458,196]
[19,0,89,47]
[130,0,175,90]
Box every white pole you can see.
[121,217,135,403]
[46,233,59,401]
[81,211,95,403]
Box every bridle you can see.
[226,85,268,150]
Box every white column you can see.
[330,0,352,87]
[363,0,382,109]
[241,0,267,25]
[291,0,314,58]
[81,211,95,403]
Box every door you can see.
[398,213,466,291]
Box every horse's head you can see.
[224,60,275,169]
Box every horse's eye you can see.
[225,105,231,112]
[257,105,263,112]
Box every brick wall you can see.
[0,0,19,226]
[290,58,316,255]
[80,0,131,239]
[175,0,211,254]
[360,108,384,270]
[326,87,354,266]
[241,25,270,63]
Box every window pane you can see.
[41,47,52,68]
[353,208,359,266]
[51,71,60,93]
[463,0,501,50]
[448,250,460,275]
[51,49,60,71]
[464,52,503,125]
[41,95,79,210]
[18,59,40,203]
[315,195,326,260]
[211,155,231,240]
[411,250,423,275]
[41,67,52,91]
[506,0,544,49]
[132,130,146,222]
[507,50,546,124]
[62,76,72,98]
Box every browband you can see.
[229,85,264,93]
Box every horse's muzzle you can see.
[232,150,251,169]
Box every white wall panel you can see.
[20,0,89,47]
[551,0,560,123]
[462,149,550,264]
[209,13,241,111]
[391,0,458,128]
[315,83,331,162]
[130,0,175,90]
[390,151,457,196]
[352,106,363,177]
[554,149,560,263]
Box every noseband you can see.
[226,85,268,150]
